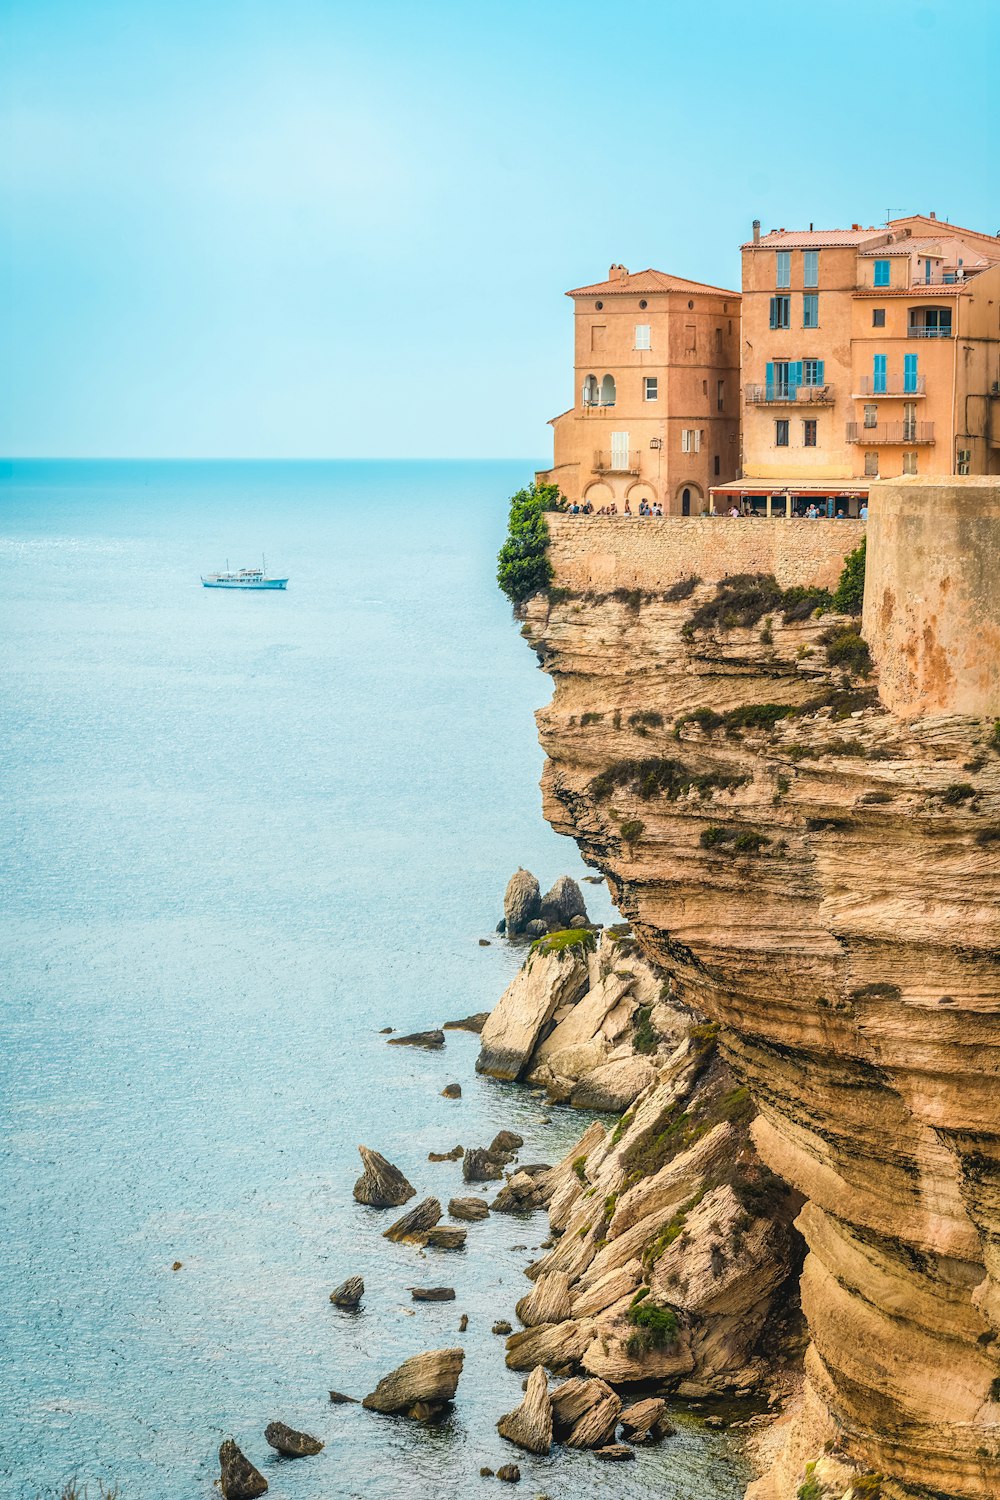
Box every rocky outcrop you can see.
[329,1275,364,1309]
[353,1147,415,1208]
[497,1365,553,1454]
[504,868,541,935]
[387,1029,444,1049]
[517,574,1000,1497]
[362,1347,464,1418]
[462,1147,503,1182]
[218,1439,268,1499]
[449,1196,490,1221]
[384,1198,441,1243]
[477,944,591,1081]
[263,1422,323,1457]
[540,875,588,929]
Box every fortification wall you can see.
[547,514,864,593]
[864,477,1000,719]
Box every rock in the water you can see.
[384,1197,442,1243]
[595,1445,635,1462]
[540,876,588,930]
[387,1029,445,1049]
[565,1386,622,1449]
[425,1226,467,1249]
[328,1389,358,1404]
[496,1463,521,1483]
[505,1319,594,1371]
[219,1438,268,1499]
[449,1196,490,1221]
[492,1320,513,1335]
[504,868,541,936]
[379,1026,394,1033]
[515,1272,572,1328]
[428,1145,464,1162]
[463,1147,503,1182]
[441,1083,462,1099]
[550,1377,613,1435]
[619,1397,673,1442]
[410,1286,456,1301]
[362,1347,464,1417]
[524,919,548,937]
[353,1146,416,1208]
[329,1275,365,1309]
[479,938,491,946]
[443,1012,490,1033]
[497,1365,552,1454]
[264,1422,323,1457]
[459,1313,469,1331]
[492,1170,544,1214]
[489,1130,524,1160]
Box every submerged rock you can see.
[443,1012,490,1033]
[362,1346,464,1418]
[218,1438,268,1499]
[428,1145,464,1162]
[264,1422,323,1457]
[492,1320,513,1335]
[496,1463,521,1482]
[504,868,541,936]
[384,1197,441,1243]
[387,1029,445,1049]
[540,875,588,930]
[497,1364,552,1454]
[441,1083,462,1099]
[329,1275,365,1309]
[425,1226,467,1250]
[449,1196,490,1221]
[328,1389,358,1404]
[410,1286,456,1301]
[595,1444,635,1462]
[353,1146,415,1208]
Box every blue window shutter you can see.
[873,354,886,393]
[816,359,824,385]
[765,360,774,395]
[791,360,803,390]
[904,353,917,392]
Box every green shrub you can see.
[832,535,866,614]
[547,585,572,605]
[700,825,770,854]
[580,711,604,725]
[686,573,785,633]
[531,927,596,956]
[674,706,725,737]
[663,574,701,602]
[592,757,748,803]
[821,626,871,676]
[628,710,665,732]
[859,790,893,804]
[780,584,834,622]
[625,1296,680,1356]
[632,1006,657,1055]
[572,1155,588,1182]
[497,482,566,604]
[723,702,797,732]
[619,819,645,844]
[941,782,977,805]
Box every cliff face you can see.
[519,577,1000,1498]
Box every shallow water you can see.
[0,461,750,1499]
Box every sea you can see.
[0,460,750,1500]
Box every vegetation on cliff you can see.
[831,535,866,615]
[497,482,566,605]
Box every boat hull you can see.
[202,579,288,590]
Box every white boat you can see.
[201,557,288,590]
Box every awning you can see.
[710,478,869,498]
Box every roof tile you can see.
[567,267,738,299]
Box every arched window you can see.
[600,373,616,407]
[582,374,599,407]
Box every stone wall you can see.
[548,514,864,594]
[864,476,1000,718]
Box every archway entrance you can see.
[677,483,702,516]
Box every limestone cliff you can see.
[515,572,1000,1499]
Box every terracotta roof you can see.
[888,214,1000,248]
[566,268,738,299]
[742,228,888,250]
[853,282,974,297]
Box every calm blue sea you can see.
[0,461,749,1500]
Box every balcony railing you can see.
[582,399,616,409]
[907,324,952,339]
[593,450,640,475]
[855,375,926,397]
[745,383,835,406]
[846,421,935,445]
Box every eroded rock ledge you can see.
[517,576,1000,1498]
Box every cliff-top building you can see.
[536,265,741,514]
[711,212,1000,516]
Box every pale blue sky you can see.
[3,0,998,458]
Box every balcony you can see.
[745,383,835,406]
[846,421,935,445]
[854,375,926,397]
[593,449,640,475]
[907,325,953,339]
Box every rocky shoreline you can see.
[216,869,856,1500]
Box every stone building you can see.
[536,265,741,514]
[713,213,1000,516]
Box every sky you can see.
[2,0,999,459]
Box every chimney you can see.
[608,263,629,282]
[852,223,860,231]
[752,219,761,244]
[930,210,936,220]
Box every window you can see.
[802,294,819,328]
[904,353,918,394]
[775,420,789,447]
[600,373,616,405]
[582,373,599,406]
[766,360,792,397]
[909,307,952,338]
[684,323,697,352]
[681,429,701,453]
[902,451,918,475]
[776,250,791,287]
[769,296,790,329]
[803,419,817,447]
[865,451,879,477]
[872,308,886,328]
[715,327,723,352]
[643,376,658,401]
[634,324,651,350]
[957,448,971,475]
[873,259,890,287]
[902,402,916,442]
[803,250,819,287]
[610,432,630,470]
[717,380,725,412]
[714,455,721,476]
[802,358,825,386]
[864,404,878,428]
[873,353,887,394]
